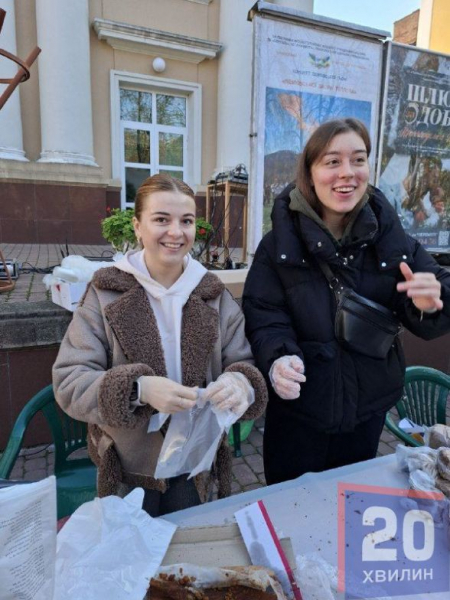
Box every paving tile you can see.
[24,457,47,471]
[232,463,258,486]
[247,430,263,448]
[377,441,395,456]
[243,483,265,493]
[19,444,50,456]
[244,453,264,474]
[10,467,25,479]
[231,481,242,495]
[11,456,25,470]
[240,443,257,457]
[2,243,112,303]
[254,417,265,429]
[23,469,48,482]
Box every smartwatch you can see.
[129,379,141,403]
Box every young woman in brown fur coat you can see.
[53,174,267,516]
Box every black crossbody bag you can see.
[316,259,401,359]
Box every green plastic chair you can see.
[385,366,450,447]
[0,385,97,519]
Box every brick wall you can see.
[0,182,121,244]
[393,10,419,45]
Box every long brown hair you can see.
[134,174,195,221]
[296,118,371,217]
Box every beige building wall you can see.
[88,0,220,186]
[428,0,450,53]
[0,0,312,244]
[0,0,222,243]
[9,0,220,187]
[416,0,450,53]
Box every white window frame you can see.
[111,70,202,209]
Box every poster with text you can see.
[249,15,384,247]
[378,43,450,252]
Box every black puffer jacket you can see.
[243,185,450,434]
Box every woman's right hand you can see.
[269,355,306,400]
[138,376,198,413]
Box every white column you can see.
[417,0,433,49]
[36,0,96,165]
[0,0,28,161]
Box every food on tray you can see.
[146,565,288,600]
[148,578,277,599]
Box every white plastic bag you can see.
[54,488,177,600]
[0,477,57,600]
[154,392,238,480]
[43,255,117,287]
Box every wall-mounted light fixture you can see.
[152,57,166,73]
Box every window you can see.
[111,72,202,209]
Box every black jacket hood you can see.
[270,183,413,271]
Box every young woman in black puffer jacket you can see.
[243,118,450,485]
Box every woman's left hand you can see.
[204,372,253,415]
[397,262,443,313]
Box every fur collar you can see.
[93,267,225,300]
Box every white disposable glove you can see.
[204,372,254,417]
[269,355,306,400]
[138,376,198,414]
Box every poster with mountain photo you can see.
[249,10,384,247]
[377,43,450,252]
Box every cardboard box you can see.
[51,281,87,312]
[161,523,294,568]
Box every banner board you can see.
[378,43,450,253]
[249,9,384,253]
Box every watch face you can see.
[130,382,139,401]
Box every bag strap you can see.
[315,257,348,303]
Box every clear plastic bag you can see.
[395,445,440,493]
[295,553,336,600]
[425,424,450,449]
[154,390,241,480]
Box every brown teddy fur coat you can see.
[53,267,267,503]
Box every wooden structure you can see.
[205,180,248,263]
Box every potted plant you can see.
[191,218,214,260]
[101,208,138,254]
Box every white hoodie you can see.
[114,249,207,383]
